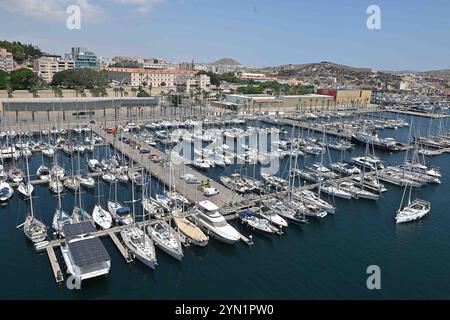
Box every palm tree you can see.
[113,87,120,97]
[30,86,39,98]
[7,86,14,98]
[51,86,59,98]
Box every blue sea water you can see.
[1,113,449,299]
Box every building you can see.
[33,56,74,83]
[143,58,177,70]
[315,88,372,106]
[178,60,195,71]
[99,57,113,69]
[176,73,210,92]
[106,67,208,90]
[72,47,100,69]
[238,72,278,82]
[0,48,14,72]
[211,93,335,113]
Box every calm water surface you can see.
[1,113,450,299]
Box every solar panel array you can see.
[68,237,111,267]
[63,221,96,238]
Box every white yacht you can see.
[330,162,361,176]
[101,171,117,184]
[193,200,241,244]
[336,181,380,200]
[107,201,133,225]
[121,227,157,269]
[64,176,80,192]
[352,175,387,193]
[8,167,24,184]
[147,220,184,261]
[51,165,65,179]
[239,209,281,235]
[36,165,51,181]
[352,156,384,171]
[49,176,64,194]
[254,205,288,228]
[318,182,352,200]
[192,158,211,170]
[42,146,55,158]
[79,175,95,189]
[403,161,441,178]
[262,197,307,224]
[396,199,431,224]
[52,207,72,237]
[293,189,335,214]
[17,158,47,242]
[0,181,14,202]
[92,204,112,229]
[17,181,34,197]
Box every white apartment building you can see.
[176,73,211,92]
[0,48,14,72]
[33,56,75,83]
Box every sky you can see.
[0,0,448,71]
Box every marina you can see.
[0,107,449,298]
[2,0,450,303]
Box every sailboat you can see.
[17,156,34,197]
[147,164,183,261]
[395,123,431,224]
[64,153,80,191]
[92,176,112,229]
[52,174,72,237]
[120,161,157,269]
[71,149,92,224]
[148,220,184,260]
[17,172,47,244]
[108,174,133,225]
[0,181,14,202]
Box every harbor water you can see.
[1,113,450,299]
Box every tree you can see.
[131,87,137,97]
[9,68,39,90]
[113,87,120,97]
[160,81,166,87]
[137,87,150,97]
[6,85,14,98]
[51,69,109,89]
[0,40,42,63]
[52,86,63,98]
[0,70,8,89]
[30,86,39,98]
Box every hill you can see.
[210,58,241,66]
[255,61,401,88]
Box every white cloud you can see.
[109,0,166,15]
[0,0,107,23]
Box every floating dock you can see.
[46,246,64,283]
[108,231,133,263]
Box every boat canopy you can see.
[116,206,131,216]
